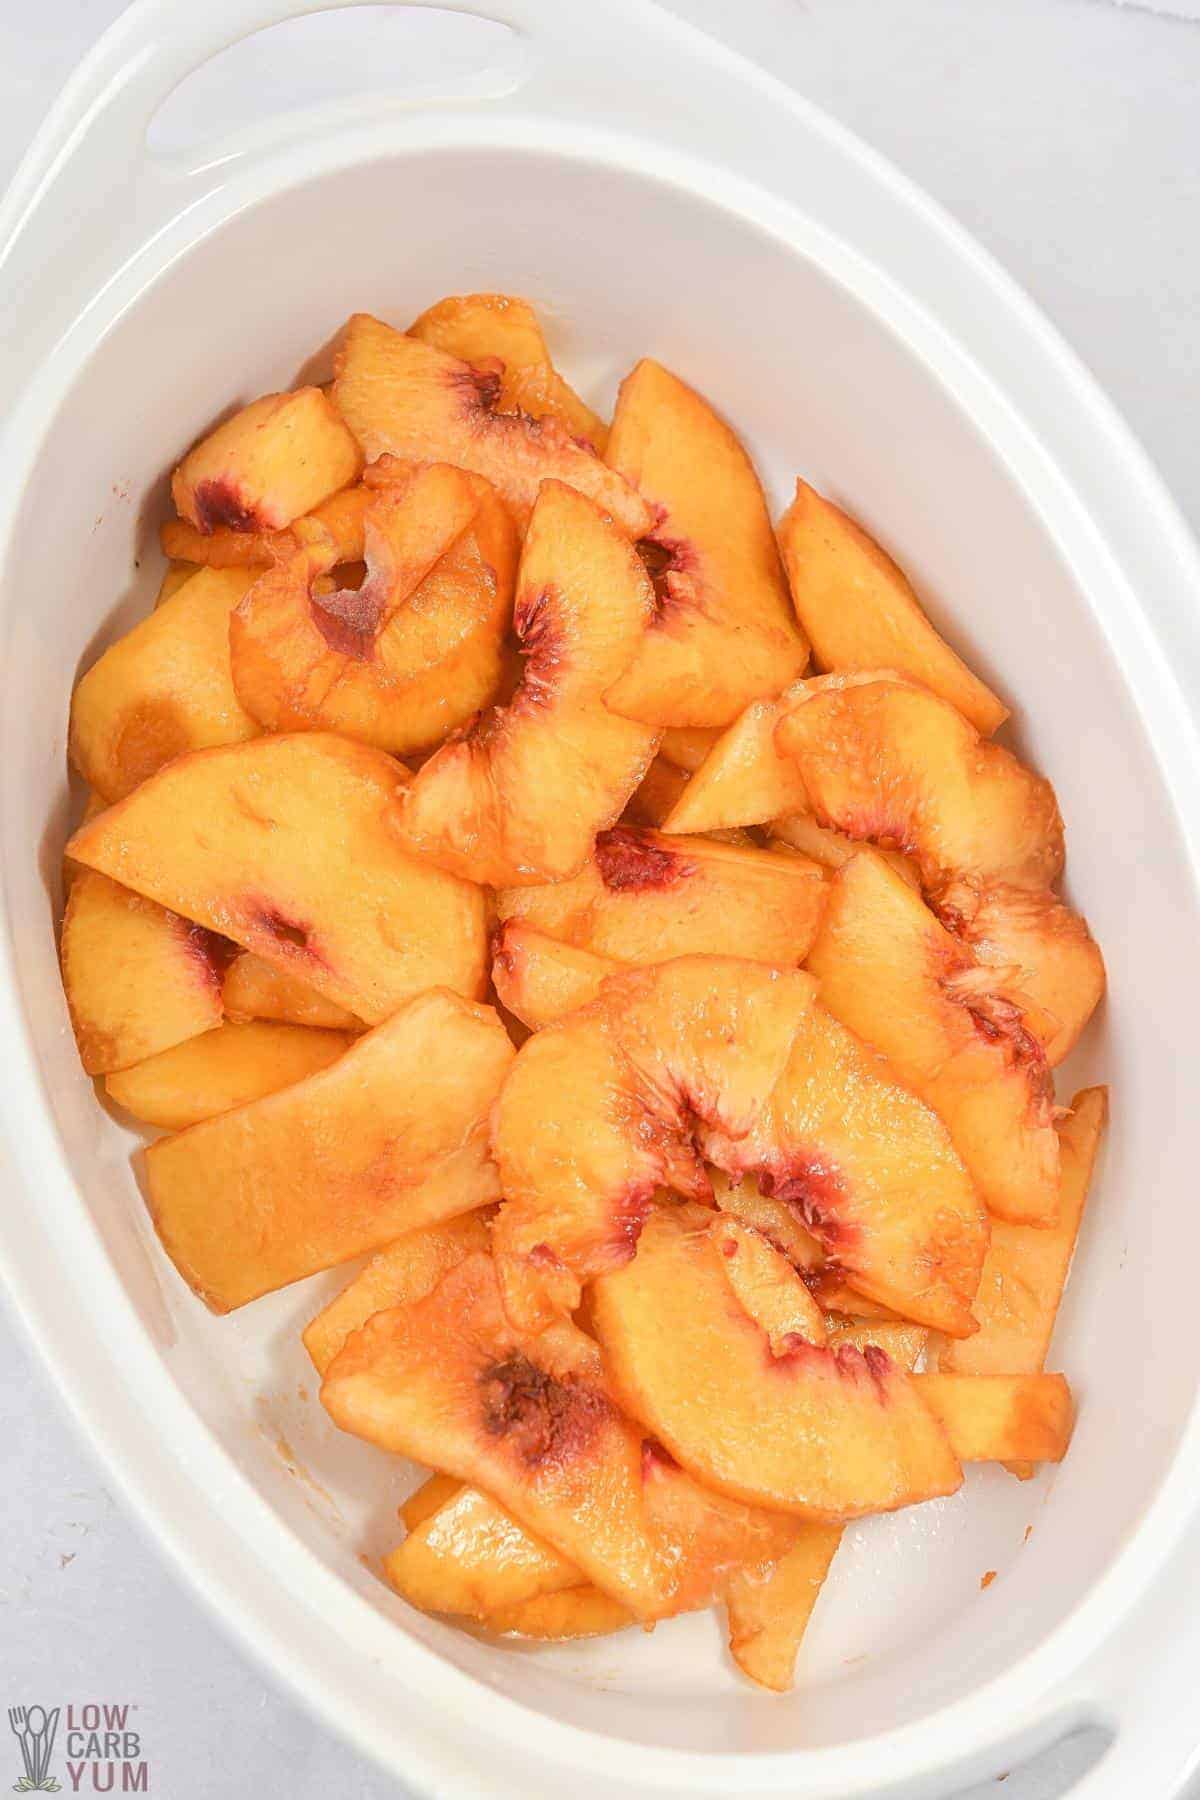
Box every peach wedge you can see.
[222,952,361,1030]
[144,991,512,1311]
[66,733,488,1024]
[172,388,361,535]
[492,923,617,1032]
[389,481,659,887]
[105,1020,354,1130]
[161,484,369,572]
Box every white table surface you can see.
[1,2,1197,1796]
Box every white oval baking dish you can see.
[3,2,1200,1795]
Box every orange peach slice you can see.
[726,1523,843,1691]
[623,755,691,829]
[229,463,515,755]
[61,870,228,1075]
[602,360,809,727]
[492,923,617,1032]
[105,1020,353,1129]
[400,1473,463,1534]
[807,849,1059,1225]
[222,952,361,1030]
[384,1481,580,1619]
[66,733,488,1024]
[155,561,200,606]
[389,481,659,887]
[332,315,649,534]
[161,484,369,571]
[661,688,810,834]
[484,1587,637,1640]
[771,808,920,888]
[172,389,362,535]
[496,828,825,968]
[912,1373,1073,1463]
[144,991,512,1310]
[778,481,1008,735]
[69,567,259,802]
[659,727,721,773]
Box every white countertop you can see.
[1,2,1197,1795]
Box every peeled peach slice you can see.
[408,292,608,451]
[659,727,721,773]
[592,1208,962,1517]
[492,923,617,1032]
[771,808,920,888]
[332,315,649,534]
[778,481,1008,735]
[172,388,362,534]
[61,870,228,1075]
[69,568,259,802]
[222,952,361,1030]
[105,1020,353,1129]
[912,1373,1072,1463]
[826,1318,929,1368]
[496,828,825,968]
[807,850,1059,1225]
[601,360,809,727]
[623,756,691,829]
[229,463,515,755]
[144,991,512,1311]
[303,1211,492,1375]
[400,1474,462,1533]
[66,733,488,1024]
[485,1587,637,1640]
[389,481,659,886]
[726,1523,843,1691]
[776,677,1064,891]
[161,484,368,571]
[321,1253,671,1617]
[384,1481,580,1619]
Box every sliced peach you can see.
[660,687,810,834]
[408,292,608,451]
[623,755,691,829]
[69,568,259,802]
[912,1373,1072,1463]
[400,1473,463,1534]
[155,561,199,606]
[303,1212,493,1376]
[384,1482,580,1619]
[807,850,1059,1224]
[105,1020,353,1129]
[934,880,1105,1066]
[592,1208,962,1517]
[771,808,920,888]
[144,991,512,1311]
[222,952,361,1030]
[496,828,825,967]
[332,315,649,534]
[485,1587,637,1640]
[389,481,659,886]
[493,957,986,1335]
[826,1318,929,1368]
[66,733,488,1024]
[321,1253,670,1617]
[229,463,515,755]
[710,1169,823,1274]
[61,870,228,1075]
[659,727,721,773]
[726,1524,843,1692]
[778,481,1008,735]
[776,677,1064,891]
[161,484,368,570]
[172,389,361,535]
[492,922,617,1032]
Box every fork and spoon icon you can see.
[6,1706,61,1792]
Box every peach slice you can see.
[660,687,810,834]
[912,1373,1073,1464]
[623,756,691,829]
[321,1253,670,1617]
[493,958,986,1335]
[400,1473,463,1533]
[807,849,1059,1225]
[492,923,617,1032]
[771,808,920,888]
[61,870,228,1075]
[161,484,369,571]
[303,1211,492,1376]
[592,1207,962,1517]
[933,880,1105,1067]
[222,952,361,1030]
[384,1481,580,1619]
[105,1020,353,1130]
[66,733,488,1024]
[172,388,362,535]
[408,292,608,451]
[776,677,1064,892]
[602,360,809,727]
[229,463,516,755]
[778,481,1008,735]
[144,991,512,1311]
[155,561,199,606]
[332,315,649,534]
[826,1318,930,1368]
[69,567,260,802]
[484,1587,637,1640]
[726,1523,843,1691]
[389,481,659,887]
[496,828,825,968]
[659,727,721,773]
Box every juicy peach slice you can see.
[623,756,691,829]
[640,1441,804,1614]
[807,850,1059,1225]
[592,1208,962,1517]
[659,727,721,773]
[496,827,825,968]
[400,1473,463,1533]
[485,1587,637,1640]
[66,733,488,1024]
[61,870,228,1075]
[934,880,1105,1067]
[384,1482,580,1619]
[912,1373,1073,1463]
[303,1212,493,1375]
[172,389,362,534]
[161,484,369,571]
[389,481,659,886]
[155,561,199,606]
[601,361,808,727]
[69,568,260,802]
[105,1020,353,1130]
[222,952,361,1030]
[776,678,1064,891]
[771,808,920,888]
[408,292,608,451]
[332,315,649,534]
[492,923,617,1031]
[778,481,1008,735]
[661,687,810,834]
[726,1523,843,1691]
[144,991,512,1311]
[229,463,515,755]
[321,1253,671,1617]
